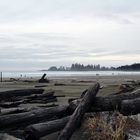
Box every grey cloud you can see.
[0,0,140,23]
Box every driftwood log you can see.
[1,89,138,129]
[0,133,21,140]
[120,98,140,115]
[0,100,25,108]
[0,89,44,101]
[26,91,54,100]
[24,89,140,140]
[38,73,49,83]
[0,91,57,107]
[69,89,140,113]
[0,97,57,108]
[25,116,70,140]
[25,96,140,140]
[27,98,57,104]
[0,107,27,115]
[57,83,100,140]
[24,93,140,140]
[0,105,68,129]
[24,113,95,140]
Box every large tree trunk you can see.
[91,89,140,112]
[57,83,100,140]
[24,113,95,140]
[0,89,44,101]
[0,105,68,129]
[25,116,70,140]
[120,98,140,115]
[69,89,140,113]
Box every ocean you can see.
[1,71,140,78]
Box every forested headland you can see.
[41,63,140,71]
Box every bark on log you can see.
[0,100,25,108]
[0,92,57,107]
[0,105,68,129]
[27,98,57,104]
[25,116,70,140]
[57,83,100,140]
[0,89,44,101]
[26,91,54,100]
[34,85,48,88]
[120,98,140,115]
[38,104,59,108]
[24,113,95,140]
[0,107,27,115]
[110,84,135,95]
[69,89,140,113]
[0,133,21,140]
[91,89,140,112]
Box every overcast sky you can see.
[0,0,140,71]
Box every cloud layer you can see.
[0,0,140,70]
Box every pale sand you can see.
[0,74,140,140]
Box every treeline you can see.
[116,63,140,71]
[47,63,140,71]
[48,63,114,71]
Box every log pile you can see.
[0,89,62,108]
[0,83,140,140]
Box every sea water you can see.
[1,71,140,78]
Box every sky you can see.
[0,0,140,71]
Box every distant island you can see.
[41,63,140,71]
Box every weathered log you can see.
[5,130,24,139]
[25,116,70,140]
[111,84,135,95]
[38,104,59,108]
[120,98,140,115]
[24,113,95,140]
[127,80,140,86]
[69,89,140,113]
[0,89,44,101]
[24,89,140,140]
[91,89,140,112]
[38,73,49,83]
[0,105,68,129]
[54,83,66,86]
[0,100,24,108]
[55,95,65,98]
[0,107,40,115]
[0,93,57,107]
[34,85,48,88]
[28,98,57,104]
[26,91,54,100]
[0,107,27,115]
[0,133,21,140]
[57,83,100,140]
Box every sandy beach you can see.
[0,74,140,140]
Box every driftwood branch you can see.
[57,83,100,140]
